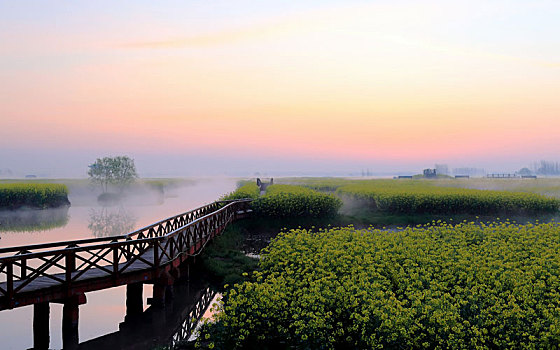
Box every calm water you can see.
[0,178,235,350]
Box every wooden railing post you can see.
[113,244,119,278]
[21,258,27,279]
[177,231,184,253]
[154,241,160,268]
[66,251,76,284]
[6,262,13,302]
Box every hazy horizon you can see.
[0,148,551,178]
[2,1,559,178]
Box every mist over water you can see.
[0,207,69,233]
[0,177,238,349]
[0,177,238,247]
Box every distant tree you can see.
[88,156,138,193]
[518,167,533,176]
[532,160,560,176]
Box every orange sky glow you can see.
[1,1,559,176]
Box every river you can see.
[0,178,236,349]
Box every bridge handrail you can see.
[0,199,252,257]
[0,236,159,263]
[0,199,252,262]
[122,199,243,239]
[0,198,252,310]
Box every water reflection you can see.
[0,178,238,349]
[0,207,69,232]
[88,206,137,237]
[79,279,218,350]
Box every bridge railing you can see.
[0,199,252,306]
[0,200,245,258]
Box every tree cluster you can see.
[532,160,560,175]
[88,156,137,193]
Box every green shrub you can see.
[253,184,342,218]
[336,181,559,215]
[200,222,560,349]
[222,183,261,200]
[201,224,259,286]
[0,183,70,209]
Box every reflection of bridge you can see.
[0,199,252,349]
[80,279,217,350]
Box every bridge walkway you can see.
[0,199,252,311]
[0,199,252,349]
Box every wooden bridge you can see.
[0,199,252,349]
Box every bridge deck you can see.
[1,245,160,294]
[0,201,252,310]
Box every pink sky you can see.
[1,1,559,176]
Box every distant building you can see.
[25,174,37,178]
[423,169,437,178]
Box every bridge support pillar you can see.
[33,302,50,350]
[152,283,165,306]
[125,282,143,322]
[148,271,175,307]
[149,283,174,306]
[62,295,84,350]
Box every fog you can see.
[1,147,555,179]
[0,177,239,250]
[437,178,560,200]
[66,177,239,208]
[0,207,69,232]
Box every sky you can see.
[1,0,559,177]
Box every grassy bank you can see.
[227,179,559,225]
[253,184,342,218]
[0,183,70,209]
[337,181,560,215]
[225,183,342,218]
[221,183,260,200]
[275,177,560,216]
[200,223,259,287]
